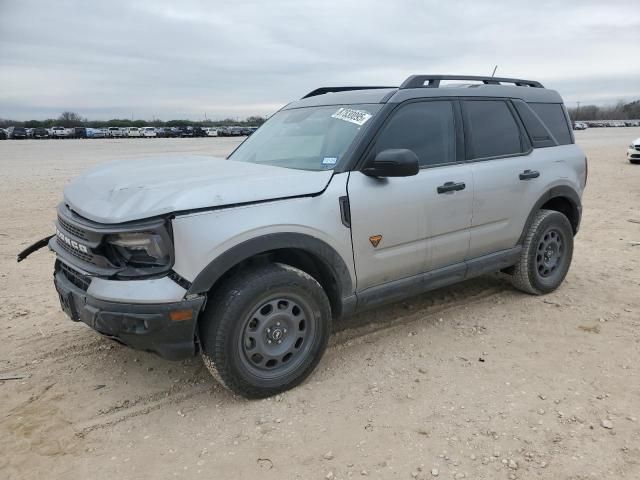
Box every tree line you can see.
[567,100,640,121]
[0,112,267,129]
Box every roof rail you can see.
[400,75,544,89]
[301,86,396,99]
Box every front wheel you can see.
[510,209,574,295]
[200,263,332,398]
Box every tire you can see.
[510,209,574,295]
[200,262,332,398]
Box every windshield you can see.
[228,104,382,171]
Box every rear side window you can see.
[512,99,555,148]
[462,100,524,159]
[374,100,456,167]
[528,103,572,145]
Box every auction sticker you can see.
[331,107,372,126]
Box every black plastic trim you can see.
[400,75,544,89]
[302,86,397,99]
[187,233,354,300]
[54,270,205,360]
[518,186,582,244]
[355,247,521,310]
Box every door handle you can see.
[519,169,540,180]
[437,181,466,194]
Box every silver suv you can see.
[20,74,587,398]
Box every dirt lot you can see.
[1,130,639,480]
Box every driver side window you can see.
[374,101,456,167]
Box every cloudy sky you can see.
[0,0,638,121]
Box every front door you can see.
[348,99,473,292]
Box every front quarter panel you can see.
[170,172,355,293]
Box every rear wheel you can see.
[510,209,574,295]
[200,263,331,398]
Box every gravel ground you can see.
[1,130,639,480]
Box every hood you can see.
[64,155,334,224]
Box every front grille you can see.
[58,215,88,239]
[58,261,92,291]
[56,237,94,263]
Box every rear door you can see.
[348,99,473,291]
[461,99,536,258]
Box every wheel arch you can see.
[518,185,582,245]
[188,233,355,319]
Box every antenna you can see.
[491,65,498,77]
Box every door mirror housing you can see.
[363,149,420,177]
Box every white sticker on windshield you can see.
[331,107,372,126]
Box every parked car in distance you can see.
[141,127,157,138]
[25,74,587,399]
[177,126,194,137]
[628,137,640,164]
[7,126,28,139]
[51,126,72,139]
[154,127,172,138]
[192,126,207,137]
[108,127,126,138]
[73,127,88,139]
[33,127,50,139]
[127,127,142,138]
[86,128,104,138]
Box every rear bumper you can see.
[53,267,206,360]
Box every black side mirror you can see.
[363,149,420,177]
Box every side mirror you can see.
[363,149,420,177]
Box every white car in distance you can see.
[127,127,142,138]
[141,127,157,138]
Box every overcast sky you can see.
[0,0,638,121]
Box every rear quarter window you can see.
[528,102,573,145]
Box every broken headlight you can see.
[106,231,172,271]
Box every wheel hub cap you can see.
[240,297,313,374]
[536,228,564,277]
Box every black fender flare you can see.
[187,232,354,300]
[518,185,582,244]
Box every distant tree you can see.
[57,111,86,127]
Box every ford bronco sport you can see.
[19,75,587,398]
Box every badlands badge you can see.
[369,235,382,248]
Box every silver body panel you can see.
[170,172,356,286]
[63,155,333,224]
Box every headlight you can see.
[107,231,172,269]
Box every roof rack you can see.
[301,86,396,99]
[400,75,544,89]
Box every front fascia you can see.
[170,172,356,294]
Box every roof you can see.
[286,74,564,109]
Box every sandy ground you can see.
[1,130,639,480]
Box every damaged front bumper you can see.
[53,262,206,360]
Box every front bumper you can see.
[54,265,206,360]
